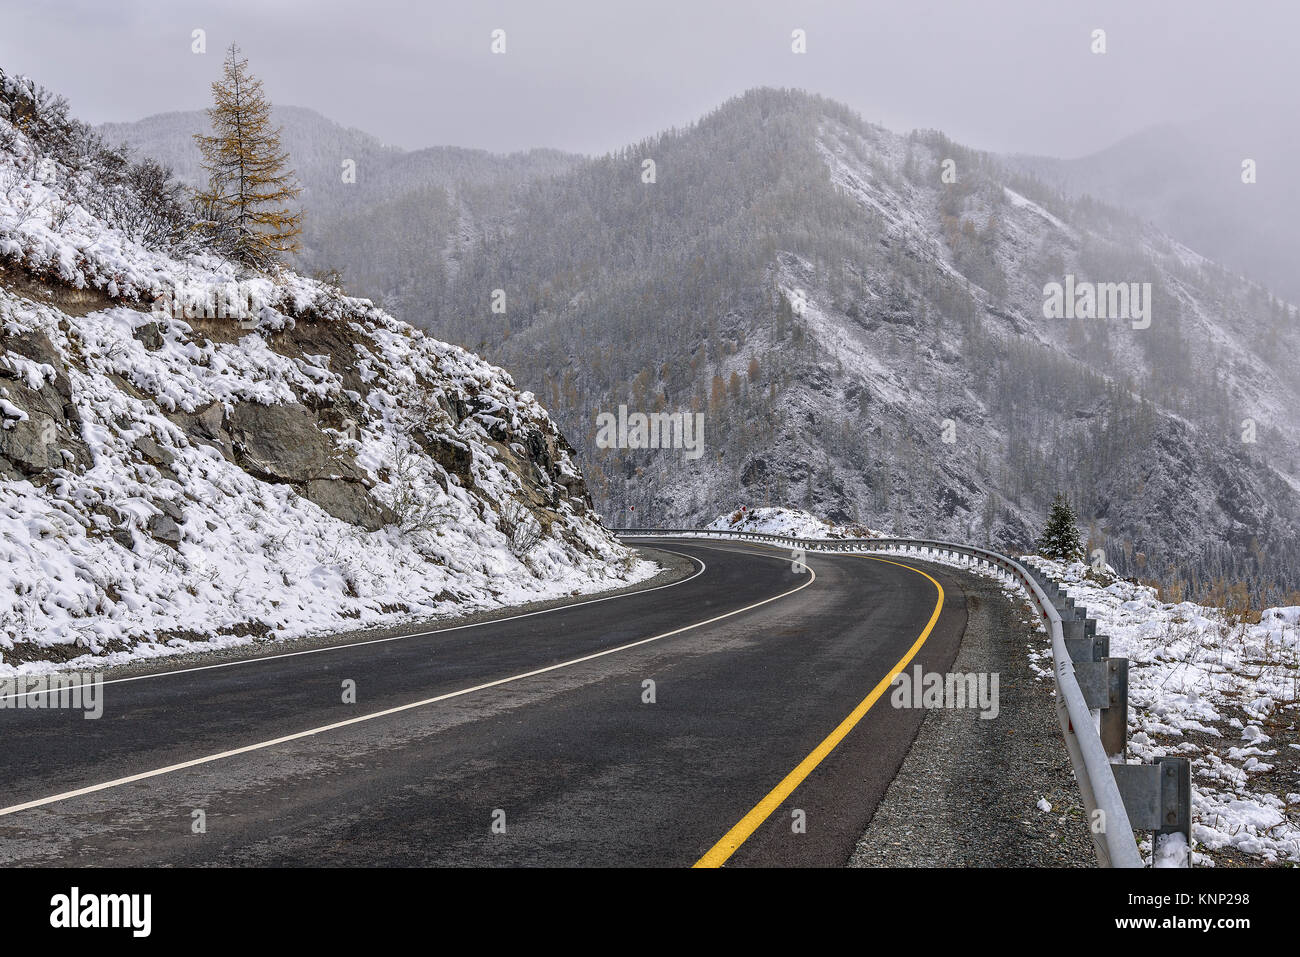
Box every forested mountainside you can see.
[1,69,640,665]
[109,88,1300,602]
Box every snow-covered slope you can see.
[1025,557,1300,865]
[0,69,650,673]
[705,506,880,540]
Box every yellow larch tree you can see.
[194,44,302,266]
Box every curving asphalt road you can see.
[0,539,971,867]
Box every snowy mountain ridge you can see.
[555,92,1300,600]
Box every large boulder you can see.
[1,329,72,404]
[227,400,363,484]
[0,401,60,473]
[147,511,182,543]
[226,400,394,531]
[304,478,395,532]
[133,434,175,468]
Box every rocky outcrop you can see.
[228,400,361,484]
[2,291,597,541]
[303,478,393,532]
[0,328,90,479]
[0,67,631,663]
[160,398,398,532]
[168,401,233,461]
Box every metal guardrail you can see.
[616,527,1192,868]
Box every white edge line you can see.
[0,545,708,704]
[0,552,815,817]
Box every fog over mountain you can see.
[100,90,1300,601]
[1013,109,1300,304]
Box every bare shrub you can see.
[387,447,452,534]
[499,500,543,557]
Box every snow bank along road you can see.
[0,539,970,866]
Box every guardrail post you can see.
[1063,611,1129,758]
[1113,757,1192,865]
[1073,656,1128,751]
[1065,632,1107,663]
[1099,657,1129,758]
[1060,615,1095,641]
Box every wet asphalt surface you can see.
[0,539,970,867]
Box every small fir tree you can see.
[1038,493,1084,562]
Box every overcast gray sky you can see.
[2,0,1296,158]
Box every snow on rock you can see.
[0,72,652,673]
[706,506,880,540]
[1153,832,1190,868]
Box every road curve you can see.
[0,539,969,866]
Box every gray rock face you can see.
[0,402,60,472]
[2,329,70,399]
[228,401,363,485]
[223,401,396,531]
[133,435,175,468]
[0,336,91,474]
[421,434,473,476]
[147,511,182,543]
[304,478,395,532]
[169,401,233,461]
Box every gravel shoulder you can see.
[849,564,1096,867]
[94,545,697,681]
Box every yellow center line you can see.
[693,554,945,868]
